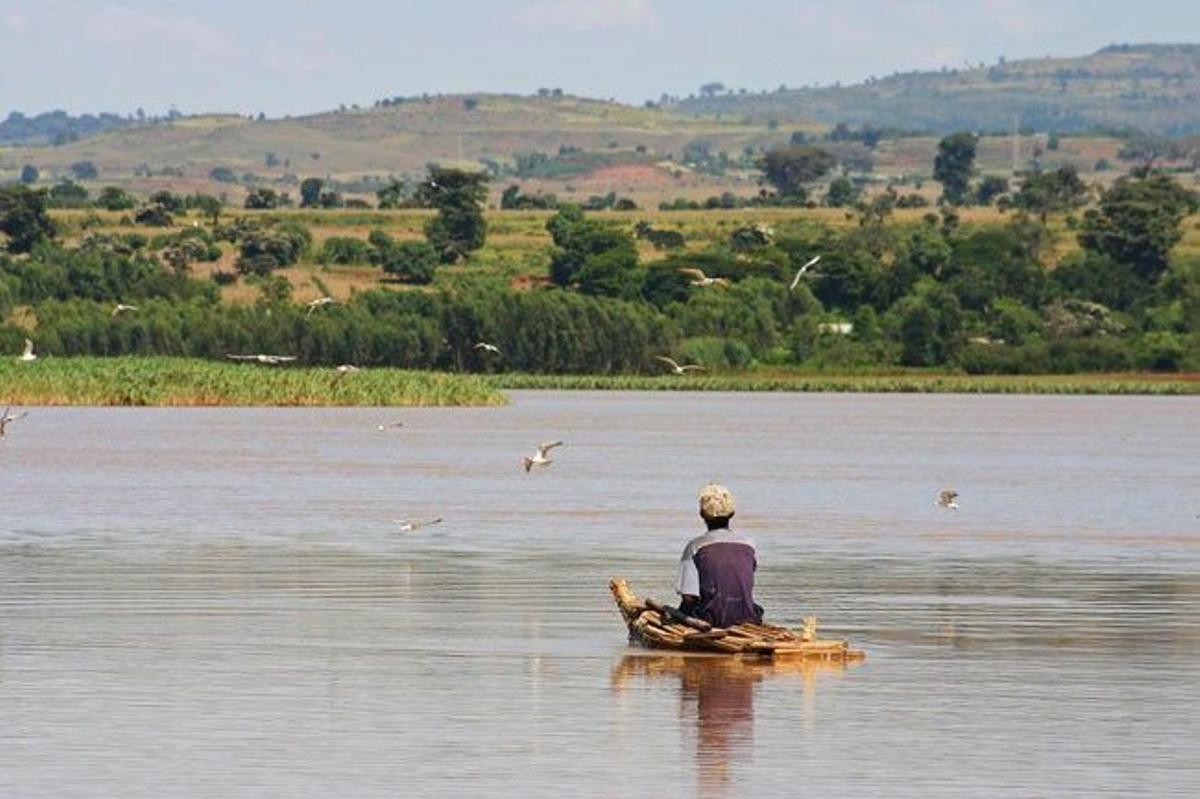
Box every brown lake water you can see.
[1,391,1198,797]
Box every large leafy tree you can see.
[1078,173,1197,283]
[418,166,489,262]
[1014,166,1088,221]
[933,132,978,206]
[375,179,409,209]
[757,145,837,199]
[0,184,56,253]
[299,177,324,208]
[235,221,312,275]
[892,280,964,366]
[545,205,640,299]
[96,186,137,211]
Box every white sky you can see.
[1,0,1196,116]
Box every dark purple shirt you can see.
[676,527,760,628]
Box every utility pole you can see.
[1011,115,1020,176]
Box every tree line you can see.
[1,165,1198,374]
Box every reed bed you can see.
[2,359,1195,406]
[490,371,1200,395]
[0,358,505,407]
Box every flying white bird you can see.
[17,339,37,362]
[523,441,563,472]
[0,407,28,437]
[655,356,704,375]
[112,303,139,316]
[678,268,730,288]
[789,255,822,290]
[395,517,443,532]
[936,490,960,510]
[306,296,335,316]
[226,354,298,365]
[474,342,501,355]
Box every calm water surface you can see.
[2,392,1198,797]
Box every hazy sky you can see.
[2,0,1196,117]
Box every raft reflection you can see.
[612,654,854,798]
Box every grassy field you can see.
[0,358,505,407]
[50,204,1200,306]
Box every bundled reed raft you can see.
[610,577,864,661]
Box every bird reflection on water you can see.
[612,654,857,798]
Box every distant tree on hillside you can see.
[974,175,1010,206]
[375,178,410,209]
[500,184,558,210]
[300,177,324,208]
[700,82,727,98]
[134,205,173,227]
[244,187,283,209]
[934,132,978,205]
[757,145,837,200]
[69,160,98,180]
[19,164,38,184]
[825,176,859,207]
[188,193,224,224]
[1014,166,1087,220]
[1117,134,1176,170]
[47,181,90,208]
[0,184,56,253]
[149,190,185,213]
[96,186,137,211]
[417,166,489,262]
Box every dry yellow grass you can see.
[48,205,1200,302]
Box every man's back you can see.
[676,527,761,628]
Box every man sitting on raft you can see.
[676,483,764,627]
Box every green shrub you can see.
[1134,332,1185,371]
[236,221,311,275]
[375,239,438,284]
[134,205,173,227]
[678,336,752,368]
[319,236,373,265]
[96,187,137,211]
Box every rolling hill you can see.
[675,44,1200,135]
[0,95,785,197]
[2,44,1198,203]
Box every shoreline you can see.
[1,358,1197,406]
[490,371,1200,396]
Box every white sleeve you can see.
[676,547,699,596]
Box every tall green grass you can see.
[489,371,1200,395]
[0,358,505,407]
[1,359,1195,406]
